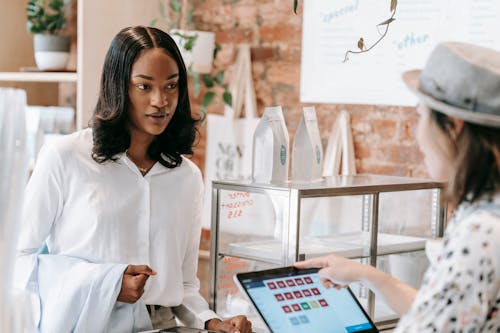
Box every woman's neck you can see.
[127,126,155,162]
[127,135,155,165]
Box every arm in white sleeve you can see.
[14,143,65,290]
[173,180,219,328]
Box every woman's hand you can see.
[205,315,252,333]
[295,254,417,315]
[295,254,371,289]
[117,265,157,303]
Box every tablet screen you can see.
[235,267,378,333]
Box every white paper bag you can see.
[300,110,357,238]
[203,44,260,229]
[252,106,290,183]
[292,106,323,182]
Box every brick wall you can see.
[187,0,428,179]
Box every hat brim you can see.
[402,70,500,128]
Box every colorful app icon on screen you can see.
[294,278,304,285]
[274,293,284,301]
[292,303,301,312]
[304,277,313,284]
[299,315,310,324]
[300,302,311,310]
[282,305,292,313]
[277,281,286,288]
[310,300,319,308]
[284,292,294,300]
[286,279,296,287]
[311,288,321,295]
[267,282,277,290]
[290,317,300,326]
[293,290,303,298]
[302,289,312,297]
[319,299,329,307]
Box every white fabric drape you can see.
[0,88,30,331]
[322,110,356,176]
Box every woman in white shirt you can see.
[16,26,251,333]
[297,42,500,332]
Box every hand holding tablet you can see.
[234,266,378,333]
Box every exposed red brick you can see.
[266,63,300,85]
[274,88,300,107]
[358,162,411,177]
[259,24,299,43]
[354,142,371,159]
[232,4,258,28]
[251,47,276,61]
[278,46,302,62]
[376,144,424,165]
[351,115,373,134]
[216,29,253,44]
[399,118,418,142]
[371,119,397,139]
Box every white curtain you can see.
[0,88,30,331]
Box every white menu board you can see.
[300,0,500,106]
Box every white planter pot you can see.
[170,30,215,74]
[33,34,70,71]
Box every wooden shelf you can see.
[0,72,77,83]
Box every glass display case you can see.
[209,174,446,331]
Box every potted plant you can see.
[151,0,232,118]
[26,0,70,71]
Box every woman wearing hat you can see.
[296,42,500,332]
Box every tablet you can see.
[159,327,220,333]
[234,267,379,333]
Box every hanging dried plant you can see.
[343,0,398,62]
[292,0,398,62]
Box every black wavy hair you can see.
[90,26,197,168]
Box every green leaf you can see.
[170,0,181,13]
[293,0,298,14]
[213,71,224,85]
[149,18,158,27]
[47,21,58,33]
[223,90,232,107]
[202,74,214,88]
[202,91,216,109]
[183,34,198,51]
[192,72,201,97]
[159,0,166,19]
[377,17,396,26]
[390,0,397,12]
[48,0,64,11]
[213,43,221,59]
[26,0,66,34]
[186,10,193,27]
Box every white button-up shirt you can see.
[17,128,217,327]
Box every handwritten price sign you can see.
[220,191,255,220]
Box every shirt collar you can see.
[120,152,172,177]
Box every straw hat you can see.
[403,42,500,128]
